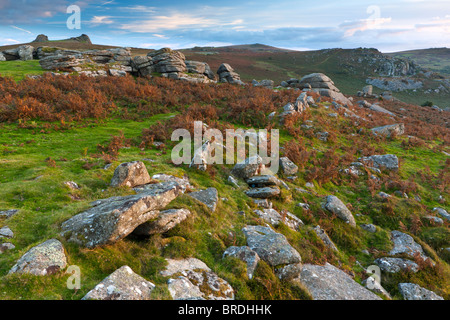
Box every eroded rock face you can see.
[217,63,242,84]
[398,283,444,300]
[297,73,352,106]
[242,225,301,267]
[296,263,382,300]
[82,266,155,300]
[223,246,260,279]
[110,161,151,188]
[61,184,181,248]
[323,195,356,227]
[132,208,191,236]
[9,239,67,276]
[161,258,234,300]
[188,188,218,212]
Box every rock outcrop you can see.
[297,73,352,106]
[32,34,49,43]
[217,63,243,84]
[398,283,444,300]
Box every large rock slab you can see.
[61,184,181,248]
[161,258,234,300]
[82,265,155,300]
[388,231,428,260]
[8,239,67,276]
[323,195,356,227]
[188,187,218,212]
[246,175,280,188]
[110,161,151,188]
[371,124,405,137]
[132,208,191,236]
[245,187,280,199]
[279,157,298,175]
[231,155,265,180]
[223,246,260,279]
[296,263,382,300]
[242,225,301,267]
[398,283,444,300]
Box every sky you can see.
[0,0,449,52]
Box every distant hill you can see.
[387,48,450,76]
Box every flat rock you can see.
[110,161,151,188]
[223,246,260,279]
[323,195,356,227]
[295,263,382,300]
[242,225,301,267]
[188,187,218,212]
[245,187,280,199]
[161,258,234,300]
[0,226,14,238]
[389,230,427,260]
[375,257,419,273]
[359,154,399,171]
[61,183,181,248]
[246,175,280,188]
[371,124,405,137]
[398,283,444,300]
[132,208,191,236]
[9,239,67,276]
[82,266,155,300]
[231,155,265,179]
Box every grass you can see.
[0,60,44,81]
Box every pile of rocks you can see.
[217,63,244,84]
[1,45,34,61]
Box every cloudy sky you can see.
[0,0,449,52]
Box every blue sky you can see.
[0,0,449,52]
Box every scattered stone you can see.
[295,263,381,300]
[433,207,450,221]
[279,157,298,175]
[223,246,260,279]
[0,226,14,238]
[245,187,280,199]
[254,209,303,231]
[188,187,218,212]
[398,283,444,300]
[371,124,405,137]
[64,181,80,190]
[242,225,301,267]
[358,154,399,171]
[161,258,234,300]
[360,224,377,233]
[369,103,396,116]
[228,175,240,188]
[375,257,419,273]
[110,161,151,188]
[297,203,310,210]
[0,243,15,253]
[0,210,19,219]
[9,239,67,276]
[313,225,338,252]
[253,199,272,209]
[61,184,181,248]
[305,182,315,189]
[133,208,191,236]
[378,192,391,199]
[82,265,155,300]
[423,215,444,225]
[323,195,356,227]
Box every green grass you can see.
[0,60,44,81]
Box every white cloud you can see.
[89,16,114,25]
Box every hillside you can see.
[387,48,450,76]
[0,70,449,301]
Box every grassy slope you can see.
[0,60,44,81]
[387,48,450,76]
[0,97,449,300]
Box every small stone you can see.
[188,188,218,212]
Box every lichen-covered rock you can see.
[358,154,399,171]
[254,208,303,231]
[82,266,155,300]
[161,258,234,300]
[323,195,356,227]
[9,239,67,276]
[61,183,181,248]
[132,208,191,236]
[0,226,14,239]
[295,263,382,300]
[245,187,280,199]
[0,242,15,253]
[0,209,19,219]
[371,124,405,137]
[279,157,298,175]
[223,246,260,279]
[188,188,218,212]
[246,175,280,188]
[375,257,419,273]
[388,230,427,260]
[110,161,151,188]
[398,283,444,300]
[242,225,301,266]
